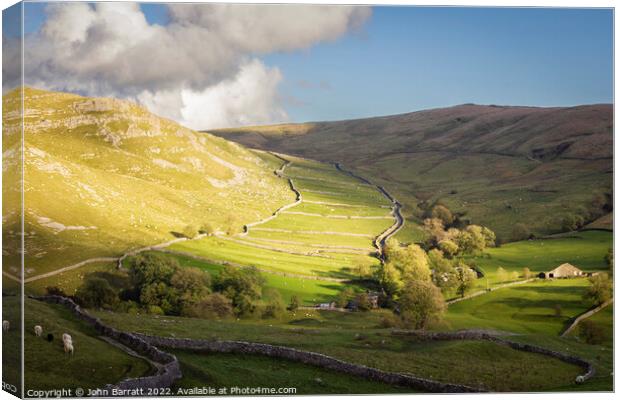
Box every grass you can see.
[210,106,612,240]
[445,278,592,335]
[568,304,614,349]
[2,297,152,392]
[460,230,612,291]
[151,252,350,305]
[170,237,367,279]
[91,308,585,392]
[173,351,412,394]
[5,87,293,279]
[169,156,392,281]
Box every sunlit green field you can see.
[93,308,584,392]
[169,157,392,280]
[445,278,591,335]
[450,230,613,293]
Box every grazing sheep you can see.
[64,341,74,355]
[2,320,9,332]
[46,333,54,342]
[34,325,43,337]
[575,375,585,384]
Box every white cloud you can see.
[179,59,287,130]
[9,3,371,129]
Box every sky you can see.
[2,2,614,129]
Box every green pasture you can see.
[445,278,591,335]
[152,251,349,305]
[258,213,393,235]
[472,230,610,278]
[246,229,375,248]
[2,297,152,392]
[292,202,391,217]
[173,351,411,394]
[170,237,372,279]
[92,308,584,392]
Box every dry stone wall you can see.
[133,334,482,393]
[391,329,594,383]
[31,296,182,392]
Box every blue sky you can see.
[5,3,614,123]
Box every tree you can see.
[183,225,198,239]
[560,213,583,232]
[354,293,372,312]
[399,280,447,329]
[262,289,286,319]
[127,253,211,315]
[336,287,354,308]
[354,256,373,279]
[511,223,532,241]
[578,320,605,344]
[401,244,432,282]
[481,227,496,247]
[170,267,211,307]
[380,240,432,298]
[380,262,403,298]
[128,253,179,289]
[75,277,119,310]
[428,249,457,293]
[522,267,532,279]
[583,273,612,306]
[423,218,446,247]
[288,295,300,312]
[200,222,215,235]
[496,267,508,283]
[183,293,233,319]
[431,205,454,226]
[455,263,477,298]
[438,239,459,258]
[214,266,265,316]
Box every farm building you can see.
[316,302,337,309]
[538,263,585,279]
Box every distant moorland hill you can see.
[2,87,292,279]
[210,104,613,241]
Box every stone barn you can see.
[538,263,585,279]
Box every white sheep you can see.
[62,333,72,343]
[575,375,585,384]
[64,341,74,355]
[34,325,43,337]
[2,320,9,332]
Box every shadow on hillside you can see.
[170,231,185,238]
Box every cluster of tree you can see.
[181,216,239,239]
[423,215,495,258]
[73,253,293,320]
[556,193,611,233]
[583,272,612,306]
[334,287,373,311]
[377,237,479,329]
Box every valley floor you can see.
[6,151,613,394]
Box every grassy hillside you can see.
[2,87,292,281]
[169,155,391,281]
[2,297,152,392]
[210,104,613,240]
[93,306,585,392]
